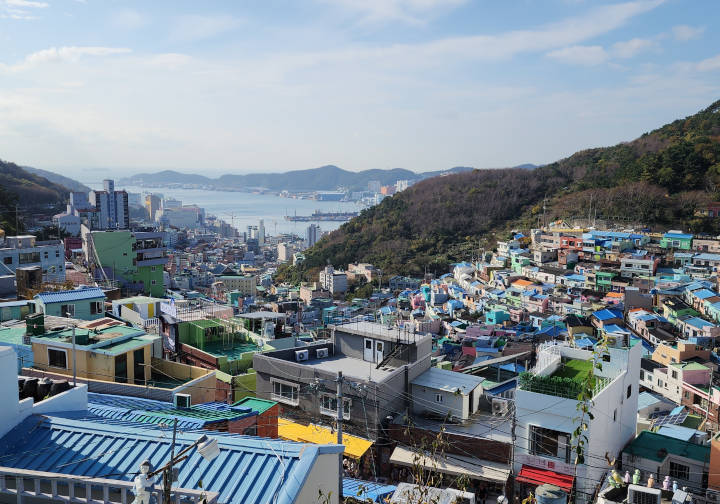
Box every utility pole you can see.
[336,371,344,501]
[508,402,517,501]
[163,418,178,504]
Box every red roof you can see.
[516,465,574,492]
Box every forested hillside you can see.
[277,99,720,280]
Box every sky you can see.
[1,0,719,179]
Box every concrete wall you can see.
[294,451,340,504]
[411,382,468,419]
[621,451,707,490]
[0,346,22,438]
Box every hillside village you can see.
[4,181,720,504]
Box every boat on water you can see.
[285,210,359,222]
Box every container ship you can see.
[285,210,359,222]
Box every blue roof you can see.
[0,415,343,504]
[574,337,596,348]
[637,391,670,411]
[693,289,717,300]
[664,232,693,239]
[343,478,396,503]
[537,326,566,337]
[35,287,105,304]
[0,300,30,307]
[683,317,715,329]
[484,379,517,395]
[604,324,630,334]
[593,308,623,321]
[657,425,702,442]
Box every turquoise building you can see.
[34,287,106,320]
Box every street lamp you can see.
[146,419,220,504]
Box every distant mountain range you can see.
[23,166,91,193]
[275,99,720,278]
[118,164,538,191]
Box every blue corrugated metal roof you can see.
[0,415,343,504]
[343,478,396,502]
[35,287,105,304]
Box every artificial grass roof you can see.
[552,359,594,383]
[623,430,709,463]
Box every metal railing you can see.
[0,466,218,504]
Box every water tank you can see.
[535,484,567,504]
[22,377,38,399]
[35,377,52,402]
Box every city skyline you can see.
[1,0,719,178]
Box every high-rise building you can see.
[367,180,381,193]
[258,219,265,246]
[88,179,129,230]
[145,194,162,222]
[306,224,319,248]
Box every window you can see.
[272,378,299,406]
[435,394,444,403]
[151,280,157,285]
[61,304,75,317]
[627,385,632,398]
[671,371,678,379]
[669,461,690,480]
[658,379,664,387]
[18,252,40,264]
[684,391,691,399]
[115,354,127,383]
[90,301,103,314]
[640,371,645,380]
[613,409,617,422]
[529,426,570,463]
[48,348,67,369]
[319,393,351,419]
[602,354,611,363]
[151,266,156,271]
[3,257,11,265]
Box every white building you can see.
[514,339,642,502]
[319,265,347,296]
[53,207,82,237]
[410,367,484,421]
[162,206,205,228]
[258,219,265,245]
[0,235,65,283]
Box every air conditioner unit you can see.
[174,393,191,409]
[492,398,509,416]
[316,348,329,359]
[295,349,309,362]
[627,485,661,504]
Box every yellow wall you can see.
[33,342,151,383]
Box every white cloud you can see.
[319,0,467,24]
[1,0,48,19]
[0,46,132,72]
[697,54,720,72]
[672,24,704,41]
[6,0,48,7]
[611,37,655,58]
[112,8,149,30]
[546,45,608,65]
[170,14,242,42]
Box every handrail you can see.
[0,466,219,504]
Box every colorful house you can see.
[661,231,693,250]
[34,287,106,321]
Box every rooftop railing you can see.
[0,466,219,504]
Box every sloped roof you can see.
[0,415,342,504]
[411,367,485,395]
[622,430,709,463]
[35,287,105,304]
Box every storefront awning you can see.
[516,465,574,492]
[389,446,510,484]
[278,418,372,459]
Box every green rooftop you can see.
[99,336,154,356]
[671,362,709,371]
[189,319,223,329]
[552,359,594,383]
[233,396,277,414]
[623,430,709,463]
[0,327,29,346]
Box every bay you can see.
[105,184,361,236]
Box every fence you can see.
[0,466,218,504]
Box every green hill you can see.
[277,99,720,280]
[0,159,70,234]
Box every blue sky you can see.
[0,0,719,178]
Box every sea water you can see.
[116,185,360,236]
